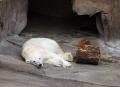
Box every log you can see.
[74,39,101,65]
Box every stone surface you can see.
[73,0,120,49]
[0,14,120,87]
[0,54,120,87]
[0,36,119,87]
[0,0,28,40]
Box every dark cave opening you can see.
[21,0,99,38]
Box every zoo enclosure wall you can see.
[0,0,120,48]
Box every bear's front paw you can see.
[62,61,71,68]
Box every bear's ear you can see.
[25,60,30,63]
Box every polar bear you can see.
[22,38,73,68]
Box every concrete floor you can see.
[0,14,120,87]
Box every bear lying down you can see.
[22,38,73,68]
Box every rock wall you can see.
[1,0,120,50]
[0,0,28,40]
[73,0,120,49]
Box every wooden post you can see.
[0,0,28,40]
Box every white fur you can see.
[22,38,73,67]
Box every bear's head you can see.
[26,57,43,68]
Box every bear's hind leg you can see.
[46,52,71,67]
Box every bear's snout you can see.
[37,64,43,68]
